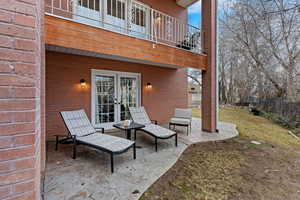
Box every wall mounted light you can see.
[146,82,152,89]
[80,79,87,88]
[154,16,161,24]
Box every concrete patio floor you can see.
[44,118,239,200]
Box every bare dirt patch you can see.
[140,139,300,200]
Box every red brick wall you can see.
[0,0,44,199]
[139,0,187,21]
[46,51,188,139]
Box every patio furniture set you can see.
[58,107,192,173]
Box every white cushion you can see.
[174,108,192,119]
[77,133,134,153]
[129,107,152,125]
[142,124,176,138]
[170,117,191,125]
[61,109,96,137]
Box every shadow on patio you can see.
[44,118,238,200]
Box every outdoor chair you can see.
[169,108,192,135]
[60,109,136,173]
[129,107,177,152]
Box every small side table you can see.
[113,122,145,140]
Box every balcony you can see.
[45,0,204,53]
[44,0,206,69]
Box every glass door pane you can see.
[130,1,150,39]
[95,75,116,125]
[75,0,102,27]
[104,0,127,33]
[119,77,138,121]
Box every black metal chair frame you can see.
[133,120,178,152]
[71,135,136,173]
[59,114,136,173]
[169,121,192,135]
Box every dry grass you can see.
[140,141,245,200]
[193,108,300,149]
[140,108,300,200]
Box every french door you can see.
[104,0,127,33]
[74,0,150,39]
[75,0,102,27]
[130,1,150,39]
[92,69,141,129]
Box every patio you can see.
[44,118,238,200]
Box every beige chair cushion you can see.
[61,109,96,137]
[142,124,176,138]
[77,133,134,153]
[174,108,192,119]
[170,117,191,125]
[129,107,152,125]
[61,109,134,153]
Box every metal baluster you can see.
[127,0,131,34]
[150,9,153,41]
[165,15,167,42]
[120,0,123,32]
[176,19,178,44]
[52,0,54,13]
[191,27,194,51]
[158,13,161,40]
[162,14,164,42]
[181,23,184,47]
[144,7,146,36]
[170,16,172,42]
[166,15,168,42]
[110,0,112,17]
[139,5,141,30]
[164,15,167,42]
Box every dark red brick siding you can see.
[46,51,188,139]
[0,0,44,199]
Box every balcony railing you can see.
[45,0,204,54]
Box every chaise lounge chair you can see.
[60,109,136,173]
[129,107,177,152]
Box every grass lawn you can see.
[140,108,300,200]
[193,108,299,149]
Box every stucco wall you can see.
[139,0,188,21]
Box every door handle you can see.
[114,101,121,105]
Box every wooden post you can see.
[201,0,218,132]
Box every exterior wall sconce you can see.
[154,17,161,24]
[146,82,152,89]
[80,79,87,88]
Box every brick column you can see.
[0,0,44,199]
[201,0,217,132]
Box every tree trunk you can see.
[286,68,297,102]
